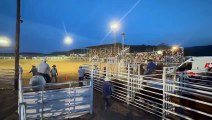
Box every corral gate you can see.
[18,69,94,120]
[92,58,212,120]
[163,67,212,120]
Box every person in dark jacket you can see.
[29,65,38,76]
[144,59,156,75]
[78,66,85,86]
[102,77,113,110]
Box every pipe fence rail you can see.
[18,69,93,120]
[163,68,212,120]
[92,59,212,120]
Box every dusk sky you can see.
[0,0,212,53]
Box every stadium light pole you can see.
[121,32,125,50]
[64,35,73,56]
[15,0,21,90]
[110,21,120,50]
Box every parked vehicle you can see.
[176,57,212,84]
[177,57,212,75]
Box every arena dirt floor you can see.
[0,90,18,120]
[75,90,159,120]
[0,90,159,120]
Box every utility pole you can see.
[14,0,21,90]
[114,32,116,50]
[121,32,125,50]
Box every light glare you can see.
[157,50,163,55]
[110,21,120,31]
[64,36,73,45]
[0,37,11,47]
[172,45,178,51]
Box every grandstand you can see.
[88,43,124,58]
[88,44,184,65]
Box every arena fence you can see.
[163,69,212,120]
[18,70,94,120]
[92,59,212,120]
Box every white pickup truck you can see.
[176,57,212,80]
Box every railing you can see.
[18,71,93,119]
[163,69,212,120]
[18,67,26,120]
[93,64,165,118]
[92,62,212,120]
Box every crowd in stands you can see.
[88,47,122,58]
[88,46,184,66]
[121,48,183,64]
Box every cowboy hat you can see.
[104,77,110,81]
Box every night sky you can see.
[0,0,212,53]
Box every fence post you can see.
[162,67,167,120]
[116,57,118,80]
[41,86,44,120]
[173,67,177,93]
[106,62,108,78]
[69,82,72,116]
[127,64,130,105]
[89,64,94,114]
[18,68,25,120]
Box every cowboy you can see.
[144,59,156,75]
[29,65,38,76]
[102,77,113,110]
[37,57,51,83]
[78,66,85,86]
[50,65,58,82]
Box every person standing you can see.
[144,59,156,75]
[29,65,37,76]
[19,64,23,75]
[37,57,51,83]
[78,66,85,86]
[102,77,113,110]
[50,65,58,82]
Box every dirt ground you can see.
[0,90,159,120]
[74,90,159,120]
[0,90,18,120]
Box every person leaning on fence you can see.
[78,66,85,87]
[50,65,58,82]
[37,57,51,83]
[29,75,46,91]
[93,66,99,78]
[29,65,37,76]
[144,59,156,75]
[102,77,113,110]
[19,64,23,75]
